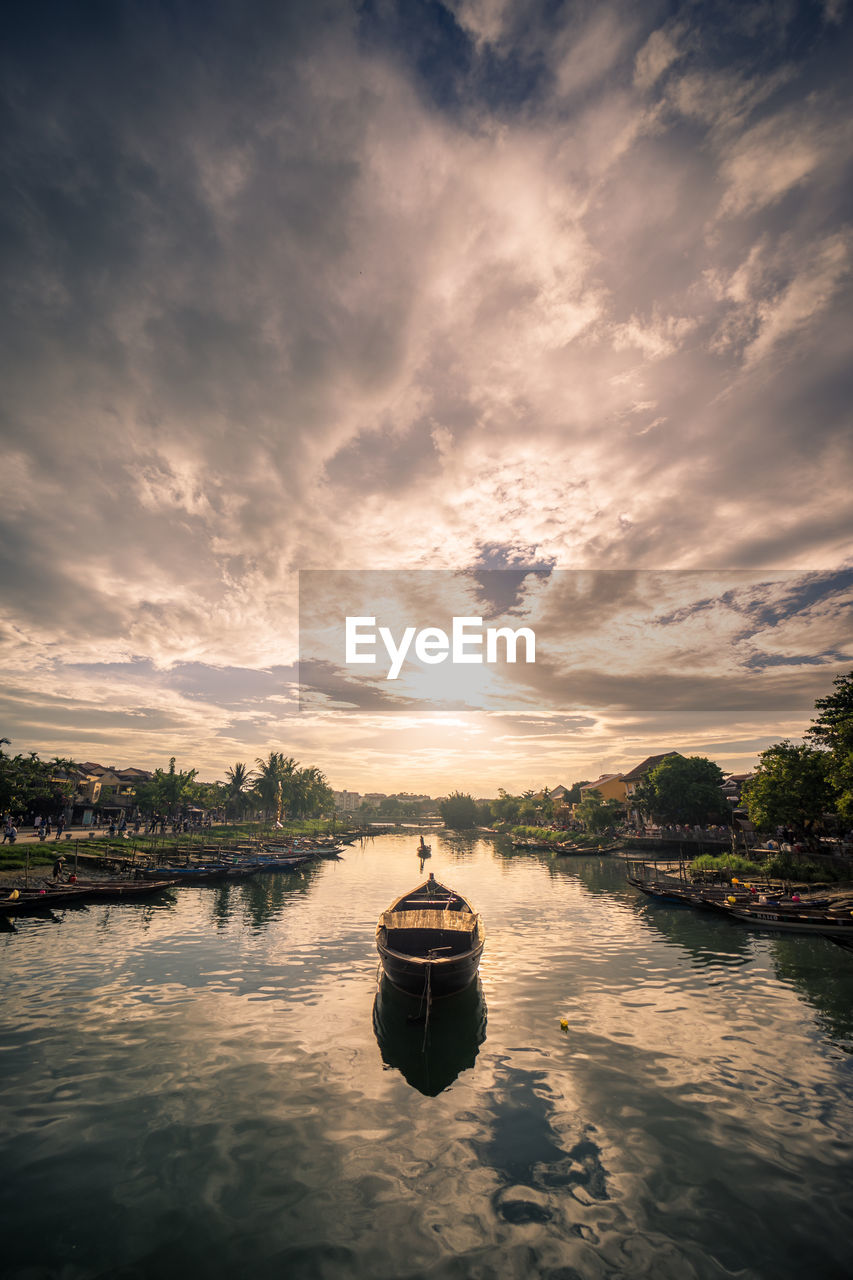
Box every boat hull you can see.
[377,935,484,998]
[727,906,853,935]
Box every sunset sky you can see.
[1,0,851,795]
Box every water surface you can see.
[2,835,852,1279]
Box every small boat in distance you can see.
[417,836,431,857]
[376,873,485,998]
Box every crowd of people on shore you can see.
[2,808,219,845]
[2,813,68,844]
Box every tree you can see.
[637,755,728,826]
[807,669,853,817]
[563,780,591,806]
[134,757,198,818]
[629,776,658,824]
[224,762,254,818]
[0,744,74,819]
[439,791,478,830]
[253,752,297,818]
[491,790,522,825]
[290,764,333,818]
[576,790,623,834]
[742,741,834,837]
[180,779,225,817]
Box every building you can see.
[333,790,362,812]
[621,751,682,821]
[69,762,153,822]
[722,772,753,806]
[578,774,627,805]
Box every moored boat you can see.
[723,903,853,935]
[0,884,91,914]
[0,877,175,914]
[55,877,176,902]
[137,863,249,884]
[375,873,485,998]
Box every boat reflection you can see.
[373,975,487,1096]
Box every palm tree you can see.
[253,753,299,820]
[225,762,254,819]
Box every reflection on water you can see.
[373,975,487,1095]
[2,836,852,1279]
[208,859,325,930]
[768,933,853,1052]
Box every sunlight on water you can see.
[2,835,852,1279]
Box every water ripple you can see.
[1,842,852,1279]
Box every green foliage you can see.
[251,754,333,819]
[764,854,842,883]
[742,741,834,835]
[635,755,728,825]
[563,780,591,806]
[576,792,623,833]
[511,825,564,843]
[0,742,76,818]
[807,669,853,818]
[491,790,522,824]
[224,762,254,817]
[690,853,763,875]
[134,757,198,817]
[439,791,478,830]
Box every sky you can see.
[1,0,851,795]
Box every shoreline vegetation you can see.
[2,671,851,887]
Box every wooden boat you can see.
[417,839,431,857]
[723,903,853,935]
[59,877,176,902]
[0,878,176,914]
[137,863,249,884]
[0,885,91,914]
[239,854,313,872]
[375,873,485,998]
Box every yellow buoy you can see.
[559,1017,569,1031]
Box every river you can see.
[2,834,852,1279]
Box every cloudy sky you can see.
[1,0,851,794]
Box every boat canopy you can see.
[381,909,479,933]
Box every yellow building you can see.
[578,774,628,805]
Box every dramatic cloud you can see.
[1,0,851,790]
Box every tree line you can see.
[437,671,853,838]
[0,744,334,824]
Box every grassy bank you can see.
[510,825,614,849]
[690,851,846,883]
